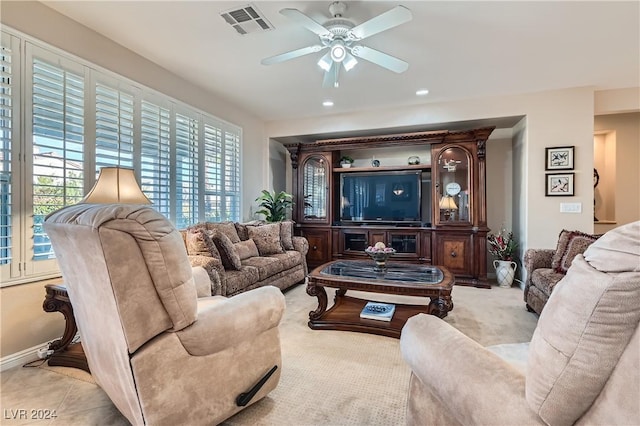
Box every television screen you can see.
[340,171,421,223]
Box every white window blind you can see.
[4,28,243,286]
[203,123,222,221]
[174,113,199,229]
[31,57,85,261]
[140,100,171,218]
[95,83,134,169]
[0,35,13,266]
[224,130,241,221]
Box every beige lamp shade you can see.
[438,195,458,211]
[81,167,151,204]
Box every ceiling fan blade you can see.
[280,8,333,39]
[350,45,409,73]
[261,45,325,65]
[349,5,412,41]
[322,62,340,88]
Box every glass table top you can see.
[319,260,444,285]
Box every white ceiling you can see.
[41,1,639,123]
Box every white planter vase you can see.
[493,260,517,288]
[341,163,352,168]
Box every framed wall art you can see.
[546,173,575,196]
[545,146,574,170]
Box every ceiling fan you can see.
[261,2,412,88]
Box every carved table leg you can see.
[43,284,90,373]
[307,281,328,321]
[428,295,454,319]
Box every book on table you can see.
[360,301,396,322]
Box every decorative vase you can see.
[493,260,517,288]
[341,162,352,168]
[365,249,395,272]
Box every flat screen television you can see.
[340,170,422,223]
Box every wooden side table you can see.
[43,284,90,373]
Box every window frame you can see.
[1,27,243,287]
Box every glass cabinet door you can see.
[302,155,328,222]
[436,146,471,224]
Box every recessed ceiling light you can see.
[416,89,429,96]
[322,100,334,107]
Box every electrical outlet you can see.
[37,347,53,359]
[560,202,582,213]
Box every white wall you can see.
[267,87,596,250]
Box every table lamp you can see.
[438,195,458,221]
[81,167,151,204]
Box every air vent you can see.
[220,4,274,35]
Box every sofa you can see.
[524,229,599,314]
[180,220,309,297]
[44,204,286,425]
[401,221,640,425]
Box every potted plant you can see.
[487,228,518,288]
[255,190,294,222]
[340,156,354,168]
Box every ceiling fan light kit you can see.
[261,1,413,88]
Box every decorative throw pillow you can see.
[551,230,599,274]
[207,221,240,243]
[234,239,259,260]
[211,232,242,270]
[247,223,284,255]
[185,228,220,259]
[235,223,250,241]
[280,220,295,251]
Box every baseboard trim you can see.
[1,341,52,372]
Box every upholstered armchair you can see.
[524,230,600,314]
[44,204,286,425]
[401,221,640,425]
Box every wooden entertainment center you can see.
[285,127,494,288]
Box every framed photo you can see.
[545,146,574,170]
[546,173,575,196]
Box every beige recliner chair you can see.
[44,204,286,425]
[401,221,640,425]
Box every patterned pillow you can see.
[280,220,295,251]
[185,228,220,259]
[247,223,284,255]
[234,239,259,260]
[207,221,240,243]
[551,230,599,274]
[211,232,242,270]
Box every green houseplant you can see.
[255,190,294,222]
[340,156,354,168]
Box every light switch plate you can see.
[560,202,582,213]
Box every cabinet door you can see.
[433,145,473,225]
[388,231,420,260]
[342,229,369,253]
[301,228,332,268]
[434,233,471,276]
[299,154,331,224]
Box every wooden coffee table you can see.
[307,260,454,338]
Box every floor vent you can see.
[220,4,274,35]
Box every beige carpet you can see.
[222,283,537,425]
[37,283,538,425]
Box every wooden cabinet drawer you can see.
[301,229,332,268]
[434,234,471,276]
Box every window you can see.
[140,99,171,218]
[2,28,242,286]
[0,32,16,275]
[31,57,85,262]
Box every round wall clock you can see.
[445,182,461,196]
